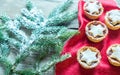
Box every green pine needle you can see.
[0,57,12,75]
[46,9,78,26]
[0,15,10,24]
[0,43,10,57]
[14,54,71,75]
[39,54,71,73]
[26,0,34,11]
[57,28,79,42]
[30,35,62,59]
[48,0,73,18]
[15,69,36,75]
[0,31,5,42]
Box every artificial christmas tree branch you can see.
[40,54,71,72]
[48,0,73,18]
[17,16,39,29]
[0,15,28,43]
[46,9,78,26]
[14,54,71,75]
[0,0,78,74]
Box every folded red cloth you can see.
[55,0,120,75]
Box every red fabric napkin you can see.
[55,0,120,75]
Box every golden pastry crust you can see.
[107,44,120,66]
[77,46,101,69]
[85,21,108,43]
[83,1,104,19]
[105,9,120,30]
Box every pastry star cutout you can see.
[110,46,120,61]
[109,10,120,25]
[86,2,100,14]
[89,24,105,37]
[81,48,97,65]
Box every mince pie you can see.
[77,46,101,69]
[85,21,108,43]
[84,1,104,19]
[105,9,120,30]
[107,44,120,66]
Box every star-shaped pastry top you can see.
[109,10,120,25]
[81,48,97,65]
[85,1,101,14]
[110,45,120,61]
[89,24,105,37]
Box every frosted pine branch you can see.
[21,8,45,23]
[7,38,22,50]
[0,0,78,74]
[14,54,71,75]
[39,54,71,73]
[0,15,28,43]
[46,9,78,26]
[17,16,39,29]
[48,0,73,18]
